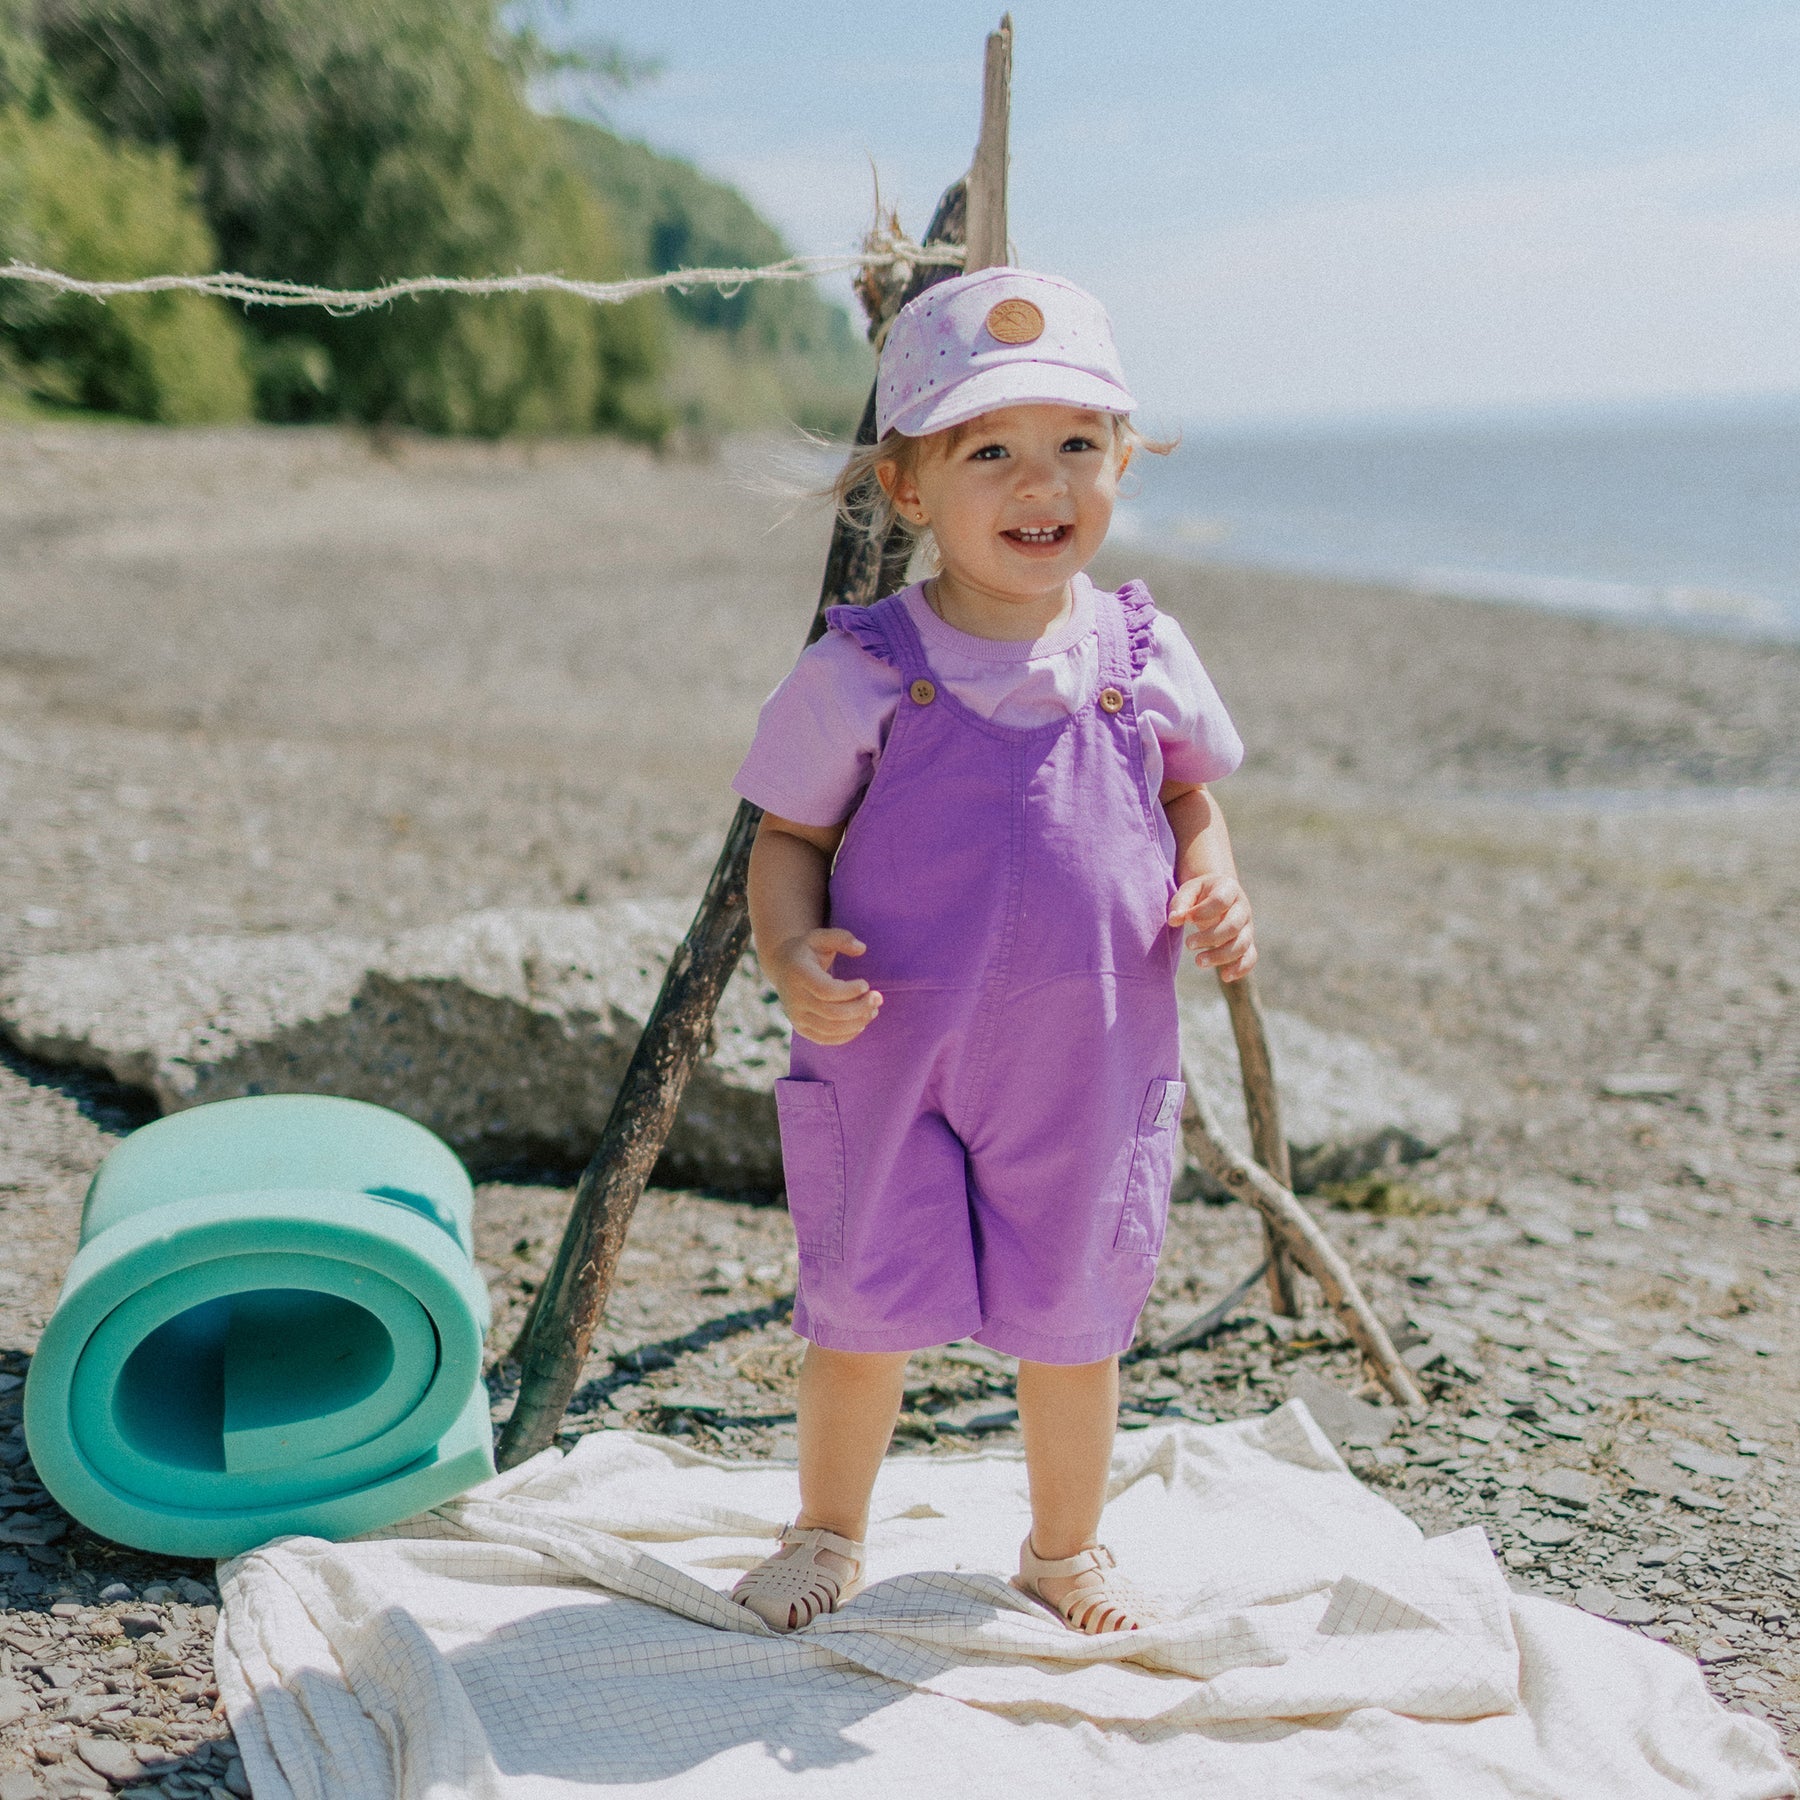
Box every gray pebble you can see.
[0,1676,40,1726]
[40,1764,107,1798]
[61,1697,122,1725]
[74,1737,145,1784]
[1533,1468,1601,1506]
[1675,1488,1728,1513]
[1672,1446,1745,1482]
[1521,1518,1580,1547]
[1536,1415,1589,1442]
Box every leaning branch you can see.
[1219,970,1300,1315]
[1180,1069,1425,1411]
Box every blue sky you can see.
[553,2,1800,427]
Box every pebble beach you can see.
[0,422,1795,1791]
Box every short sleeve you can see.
[731,629,902,826]
[1137,611,1243,787]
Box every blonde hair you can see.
[828,414,1174,567]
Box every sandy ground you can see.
[0,422,1795,1790]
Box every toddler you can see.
[729,269,1256,1635]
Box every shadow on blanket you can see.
[450,1600,906,1781]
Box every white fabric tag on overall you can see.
[1154,1080,1185,1131]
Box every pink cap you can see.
[876,267,1137,439]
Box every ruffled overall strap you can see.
[1096,578,1158,689]
[1115,579,1160,678]
[824,590,932,681]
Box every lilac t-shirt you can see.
[733,575,1243,858]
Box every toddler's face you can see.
[887,404,1123,607]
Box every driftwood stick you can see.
[498,805,757,1463]
[1138,1258,1269,1361]
[1220,971,1301,1316]
[1180,1069,1426,1411]
[497,183,976,1469]
[964,17,1013,271]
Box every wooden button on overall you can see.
[910,678,937,706]
[1099,686,1125,713]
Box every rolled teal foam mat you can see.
[26,1095,495,1558]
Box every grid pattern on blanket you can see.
[216,1407,1796,1800]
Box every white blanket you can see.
[216,1405,1794,1799]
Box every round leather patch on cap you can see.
[985,298,1045,345]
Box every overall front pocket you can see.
[775,1078,847,1262]
[1113,1077,1186,1256]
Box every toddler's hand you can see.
[1169,875,1256,982]
[769,928,883,1045]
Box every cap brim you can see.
[887,363,1137,438]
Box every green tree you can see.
[554,119,870,435]
[0,94,252,422]
[39,0,665,436]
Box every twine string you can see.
[0,233,964,316]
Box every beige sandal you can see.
[1013,1536,1151,1634]
[732,1523,866,1632]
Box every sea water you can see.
[1114,396,1800,640]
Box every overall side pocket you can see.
[775,1078,847,1262]
[1113,1077,1186,1256]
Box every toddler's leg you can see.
[733,1344,907,1631]
[1017,1355,1118,1560]
[1015,1356,1147,1633]
[797,1344,910,1542]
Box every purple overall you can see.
[777,581,1186,1365]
